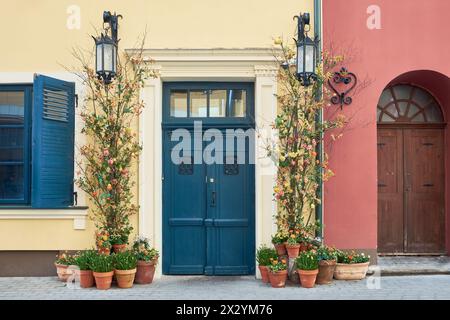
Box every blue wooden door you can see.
[162,82,255,275]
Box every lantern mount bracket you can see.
[103,11,123,43]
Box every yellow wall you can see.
[0,0,314,251]
[0,0,313,71]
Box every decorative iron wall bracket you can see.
[328,67,357,109]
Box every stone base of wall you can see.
[0,251,59,277]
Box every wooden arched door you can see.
[377,84,445,254]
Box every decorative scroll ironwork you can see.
[178,157,194,175]
[224,156,239,175]
[328,67,357,109]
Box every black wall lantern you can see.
[294,12,319,87]
[93,11,122,84]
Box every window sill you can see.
[0,207,88,230]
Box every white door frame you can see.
[133,48,279,278]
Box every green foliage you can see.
[337,250,370,264]
[256,245,277,266]
[295,250,319,271]
[268,258,288,273]
[286,236,299,246]
[90,253,114,273]
[75,38,157,246]
[271,231,288,245]
[132,237,159,262]
[74,250,97,270]
[113,250,138,270]
[55,252,75,265]
[269,38,346,235]
[316,245,338,261]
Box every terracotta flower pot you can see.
[93,271,114,290]
[268,270,288,288]
[298,269,319,288]
[98,247,110,255]
[77,270,94,288]
[258,265,270,283]
[112,244,127,253]
[300,243,309,253]
[273,243,287,256]
[115,268,137,288]
[285,243,301,258]
[334,262,370,280]
[55,263,70,282]
[135,260,157,284]
[317,259,337,285]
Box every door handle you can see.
[211,191,216,207]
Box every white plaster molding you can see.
[254,65,279,77]
[0,208,88,230]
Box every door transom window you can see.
[377,84,444,124]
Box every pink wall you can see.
[322,0,450,252]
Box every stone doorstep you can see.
[370,256,450,276]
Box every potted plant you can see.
[334,250,370,280]
[268,258,288,288]
[75,43,155,261]
[316,245,337,285]
[110,229,131,253]
[54,252,75,282]
[296,250,319,288]
[73,250,96,288]
[133,237,159,284]
[113,250,138,288]
[285,230,301,258]
[256,245,277,283]
[91,252,114,290]
[95,230,112,255]
[271,231,288,256]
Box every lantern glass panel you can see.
[297,43,304,74]
[305,44,315,74]
[103,42,114,73]
[112,45,117,73]
[96,43,103,73]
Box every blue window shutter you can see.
[32,74,75,208]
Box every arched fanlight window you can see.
[377,84,444,123]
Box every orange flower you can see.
[281,259,286,264]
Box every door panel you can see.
[163,131,206,274]
[206,140,255,275]
[377,129,404,253]
[404,129,445,253]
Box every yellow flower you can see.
[279,155,286,162]
[273,37,282,45]
[288,152,297,158]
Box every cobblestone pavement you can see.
[1,275,450,300]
